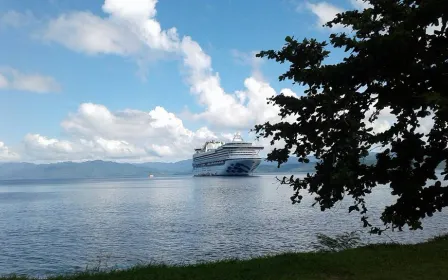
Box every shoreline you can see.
[3,234,447,280]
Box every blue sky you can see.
[0,0,370,162]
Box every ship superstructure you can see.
[192,133,264,176]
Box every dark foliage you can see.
[254,0,448,233]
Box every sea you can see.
[0,173,447,277]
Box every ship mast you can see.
[232,132,243,142]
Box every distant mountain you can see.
[134,159,193,175]
[254,156,317,173]
[0,160,156,180]
[0,155,353,180]
[0,159,311,180]
[255,163,316,174]
[1,152,442,181]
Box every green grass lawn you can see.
[3,234,448,280]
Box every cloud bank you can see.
[0,0,299,162]
[0,0,435,162]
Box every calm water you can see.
[0,174,447,277]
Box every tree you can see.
[254,0,448,234]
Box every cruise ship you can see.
[192,133,264,176]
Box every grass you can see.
[3,234,448,280]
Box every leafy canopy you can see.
[254,0,448,234]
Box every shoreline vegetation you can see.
[3,233,447,280]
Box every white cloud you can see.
[305,2,344,29]
[9,0,302,163]
[22,103,223,162]
[37,0,299,131]
[305,0,437,36]
[303,0,372,30]
[150,144,173,157]
[24,134,77,158]
[23,133,148,161]
[364,106,396,135]
[19,98,296,161]
[42,11,144,56]
[177,37,300,130]
[101,0,179,52]
[427,18,442,35]
[179,37,253,129]
[102,0,158,21]
[349,0,372,10]
[238,77,298,126]
[362,101,436,153]
[33,0,303,132]
[41,0,179,60]
[61,103,194,143]
[0,142,20,161]
[4,0,436,164]
[39,0,181,79]
[0,67,61,93]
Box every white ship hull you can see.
[193,158,262,176]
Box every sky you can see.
[0,0,389,163]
